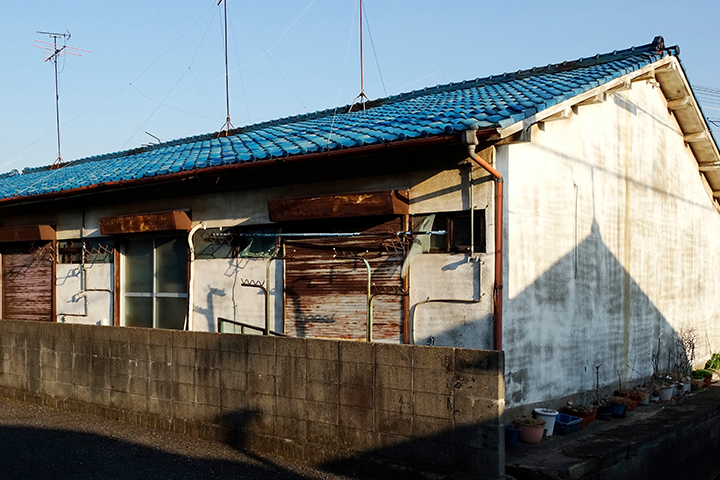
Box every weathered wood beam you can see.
[667,96,692,110]
[268,190,409,222]
[698,163,720,172]
[0,225,56,243]
[575,92,605,106]
[685,131,710,143]
[99,211,192,235]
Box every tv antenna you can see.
[34,31,92,169]
[349,0,369,112]
[217,0,234,138]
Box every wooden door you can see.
[2,243,54,322]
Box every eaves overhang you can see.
[496,54,720,211]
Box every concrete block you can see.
[247,393,276,416]
[220,388,247,411]
[276,395,307,421]
[147,328,173,346]
[248,373,275,395]
[307,400,338,425]
[129,376,149,396]
[173,382,195,402]
[149,344,171,364]
[55,336,73,356]
[452,372,503,400]
[453,395,502,425]
[275,355,306,379]
[147,397,172,417]
[376,409,413,437]
[245,409,275,436]
[414,392,454,419]
[197,348,220,369]
[220,332,247,353]
[453,423,502,450]
[40,365,57,382]
[74,384,93,403]
[173,347,196,368]
[306,381,338,404]
[91,340,111,359]
[109,357,128,377]
[275,375,306,400]
[171,329,195,350]
[338,341,373,364]
[246,335,276,356]
[128,360,149,379]
[196,385,221,407]
[150,361,172,381]
[110,341,129,359]
[276,416,307,442]
[73,337,92,356]
[339,405,373,431]
[195,366,220,388]
[339,362,373,386]
[339,426,374,452]
[173,401,198,421]
[128,342,149,363]
[375,343,413,367]
[150,379,173,400]
[374,387,412,415]
[172,365,195,385]
[413,415,454,444]
[276,336,306,357]
[306,338,338,361]
[339,384,374,409]
[53,382,74,399]
[90,387,111,405]
[412,345,454,371]
[375,364,412,390]
[413,368,454,394]
[454,348,503,374]
[307,359,338,383]
[307,421,340,446]
[110,390,132,411]
[373,433,413,463]
[195,331,221,351]
[220,348,247,373]
[220,369,247,391]
[109,374,128,392]
[413,438,454,470]
[303,443,341,464]
[247,354,275,375]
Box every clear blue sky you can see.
[1,0,719,172]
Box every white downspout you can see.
[186,222,207,331]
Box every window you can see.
[123,237,187,329]
[57,238,115,264]
[193,226,280,259]
[412,210,486,253]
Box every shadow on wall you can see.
[0,424,316,480]
[503,218,693,408]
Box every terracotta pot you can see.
[704,375,713,388]
[519,424,545,444]
[565,407,596,428]
[626,398,639,411]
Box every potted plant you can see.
[564,401,597,428]
[692,368,713,389]
[514,416,546,444]
[504,423,522,448]
[609,396,632,418]
[594,398,612,421]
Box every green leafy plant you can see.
[705,354,720,373]
[692,369,713,379]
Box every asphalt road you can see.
[0,397,364,480]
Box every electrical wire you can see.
[362,1,387,96]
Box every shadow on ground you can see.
[0,425,322,480]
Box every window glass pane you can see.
[125,297,153,328]
[450,214,471,249]
[156,238,187,293]
[125,239,153,292]
[156,297,187,330]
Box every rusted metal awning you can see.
[268,190,409,222]
[99,211,192,235]
[0,224,56,243]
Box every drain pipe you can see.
[462,130,503,351]
[187,222,207,331]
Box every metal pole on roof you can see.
[217,0,235,138]
[34,31,92,169]
[348,0,369,112]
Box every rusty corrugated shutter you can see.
[284,217,405,342]
[2,244,54,322]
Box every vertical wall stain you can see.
[623,93,632,378]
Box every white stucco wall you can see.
[502,80,720,407]
[56,263,113,325]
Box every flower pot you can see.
[609,402,626,418]
[637,391,650,406]
[626,398,639,411]
[691,378,704,391]
[519,424,545,444]
[704,375,713,388]
[681,382,691,393]
[659,385,674,402]
[533,408,559,437]
[565,407,596,428]
[597,404,612,421]
[505,425,522,447]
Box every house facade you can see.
[0,37,718,409]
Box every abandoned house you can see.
[0,36,718,410]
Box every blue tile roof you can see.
[0,41,677,201]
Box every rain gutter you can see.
[462,129,503,351]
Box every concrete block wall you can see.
[0,320,504,479]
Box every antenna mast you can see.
[349,0,369,111]
[34,31,92,169]
[217,0,234,137]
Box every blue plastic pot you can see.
[609,402,626,418]
[505,425,522,447]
